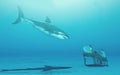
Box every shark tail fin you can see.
[12,6,24,24]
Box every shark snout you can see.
[57,32,69,39]
[63,34,69,39]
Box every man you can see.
[83,45,99,65]
[99,49,108,66]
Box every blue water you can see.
[0,0,120,75]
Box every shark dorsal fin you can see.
[45,17,51,23]
[44,65,52,67]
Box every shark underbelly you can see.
[34,25,50,35]
[25,19,51,35]
[34,25,66,39]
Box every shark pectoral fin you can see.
[45,16,51,24]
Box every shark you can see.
[12,6,69,39]
[1,65,72,72]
